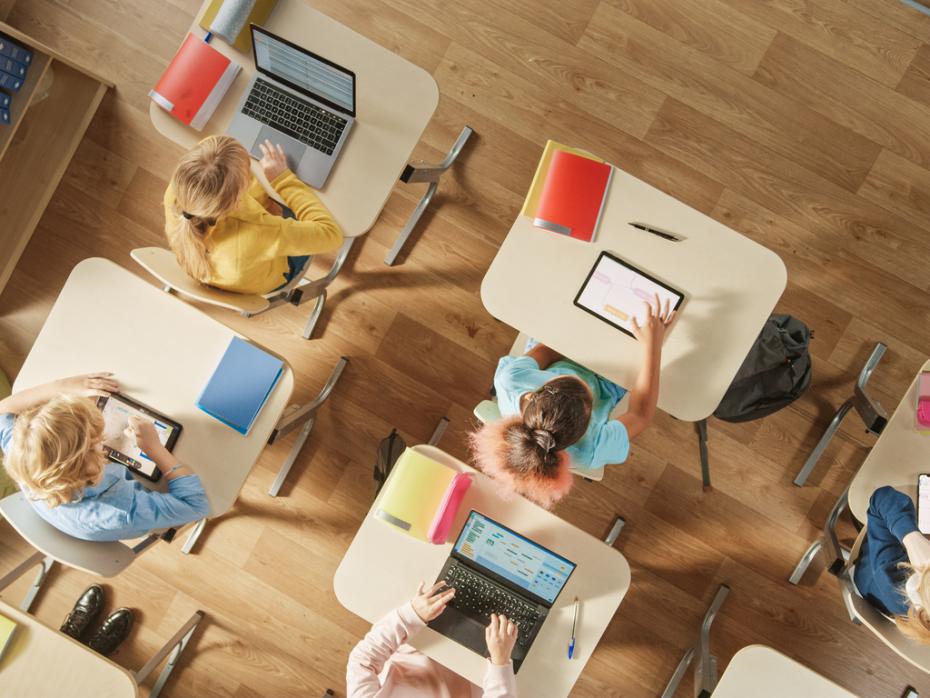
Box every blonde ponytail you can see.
[898,567,930,644]
[165,135,251,282]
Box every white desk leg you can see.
[135,609,204,698]
[267,357,349,496]
[386,126,474,266]
[181,519,207,555]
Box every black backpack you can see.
[373,428,406,495]
[713,314,812,423]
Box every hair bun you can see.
[532,428,557,453]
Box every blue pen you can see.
[568,597,579,659]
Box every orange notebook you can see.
[533,150,613,243]
[149,34,241,131]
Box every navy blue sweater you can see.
[854,486,920,617]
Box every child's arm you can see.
[0,373,118,414]
[525,343,564,370]
[616,297,674,440]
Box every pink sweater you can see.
[347,602,519,698]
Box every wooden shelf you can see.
[0,22,110,296]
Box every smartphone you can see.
[919,474,930,535]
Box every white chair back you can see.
[0,493,137,577]
[131,247,271,314]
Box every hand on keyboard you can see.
[486,613,519,666]
[411,581,456,623]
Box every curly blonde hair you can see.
[898,566,930,643]
[4,395,106,507]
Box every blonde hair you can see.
[165,135,251,282]
[4,395,106,508]
[898,566,930,643]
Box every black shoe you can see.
[87,608,134,656]
[60,584,105,641]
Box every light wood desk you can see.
[848,359,930,523]
[334,445,631,698]
[481,167,787,424]
[0,599,138,697]
[12,258,294,549]
[712,645,857,697]
[149,0,439,239]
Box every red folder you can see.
[149,34,240,131]
[533,150,613,243]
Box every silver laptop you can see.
[226,24,356,189]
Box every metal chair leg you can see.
[428,417,449,447]
[788,539,823,585]
[661,646,696,698]
[661,584,729,698]
[0,552,55,612]
[386,125,475,266]
[181,519,207,555]
[793,398,854,486]
[697,419,711,490]
[135,610,205,697]
[604,516,625,546]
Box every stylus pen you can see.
[568,597,579,659]
[629,222,682,242]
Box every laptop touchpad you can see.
[251,125,306,171]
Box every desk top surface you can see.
[713,646,857,697]
[0,600,138,697]
[149,0,439,238]
[334,445,630,697]
[481,166,787,421]
[12,258,294,516]
[849,358,930,523]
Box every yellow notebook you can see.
[374,448,455,542]
[520,140,603,218]
[0,613,16,663]
[199,0,278,53]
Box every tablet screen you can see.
[98,395,180,479]
[574,251,684,338]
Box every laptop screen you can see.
[252,26,356,116]
[453,511,576,604]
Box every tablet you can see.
[95,393,182,482]
[574,251,684,338]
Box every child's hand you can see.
[411,581,455,622]
[126,416,162,457]
[485,613,518,665]
[258,140,289,182]
[631,293,675,352]
[58,373,119,398]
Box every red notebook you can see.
[150,34,241,131]
[533,149,613,243]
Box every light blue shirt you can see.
[0,413,209,542]
[493,356,630,472]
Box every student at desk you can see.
[348,582,518,697]
[163,135,343,294]
[0,373,209,542]
[854,486,930,642]
[471,298,673,508]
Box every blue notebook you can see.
[197,337,283,435]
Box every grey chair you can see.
[793,343,888,486]
[0,492,204,696]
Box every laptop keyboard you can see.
[242,78,348,155]
[442,563,539,647]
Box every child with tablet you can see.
[0,373,208,542]
[163,135,344,294]
[470,296,673,508]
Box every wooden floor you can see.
[1,0,930,695]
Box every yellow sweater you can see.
[164,169,344,294]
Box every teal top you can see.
[493,356,629,472]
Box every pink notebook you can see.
[427,473,472,544]
[917,372,930,431]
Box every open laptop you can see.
[226,24,356,188]
[428,511,576,672]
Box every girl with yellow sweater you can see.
[163,135,344,294]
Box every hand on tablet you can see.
[126,416,162,458]
[631,293,675,352]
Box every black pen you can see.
[629,222,682,242]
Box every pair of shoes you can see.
[60,585,134,656]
